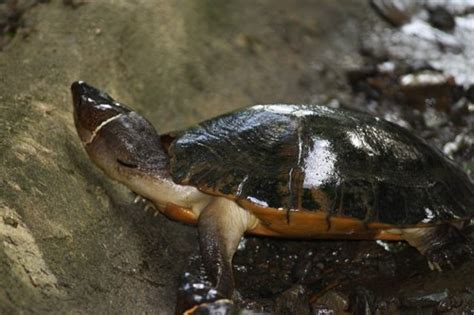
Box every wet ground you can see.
[1,0,473,314]
[183,1,474,314]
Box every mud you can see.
[0,0,473,314]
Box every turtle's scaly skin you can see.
[170,105,474,227]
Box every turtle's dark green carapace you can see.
[170,105,473,226]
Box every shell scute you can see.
[169,105,474,226]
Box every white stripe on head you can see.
[84,113,124,144]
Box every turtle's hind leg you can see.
[402,223,474,271]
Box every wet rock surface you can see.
[0,0,473,314]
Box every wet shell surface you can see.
[168,105,474,227]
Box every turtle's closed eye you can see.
[116,158,138,168]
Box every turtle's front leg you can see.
[178,197,257,314]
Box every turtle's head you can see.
[71,81,169,192]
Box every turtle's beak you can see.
[71,81,130,144]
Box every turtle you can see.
[71,81,474,314]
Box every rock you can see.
[274,285,310,315]
[436,295,463,313]
[374,299,400,314]
[370,0,419,27]
[428,7,455,32]
[400,289,449,308]
[399,71,460,112]
[364,1,474,87]
[465,85,474,103]
[312,290,350,314]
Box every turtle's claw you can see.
[133,194,142,204]
[144,203,154,212]
[132,193,147,205]
[188,299,234,315]
[176,273,228,315]
[131,193,158,213]
[427,259,443,272]
[144,200,157,212]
